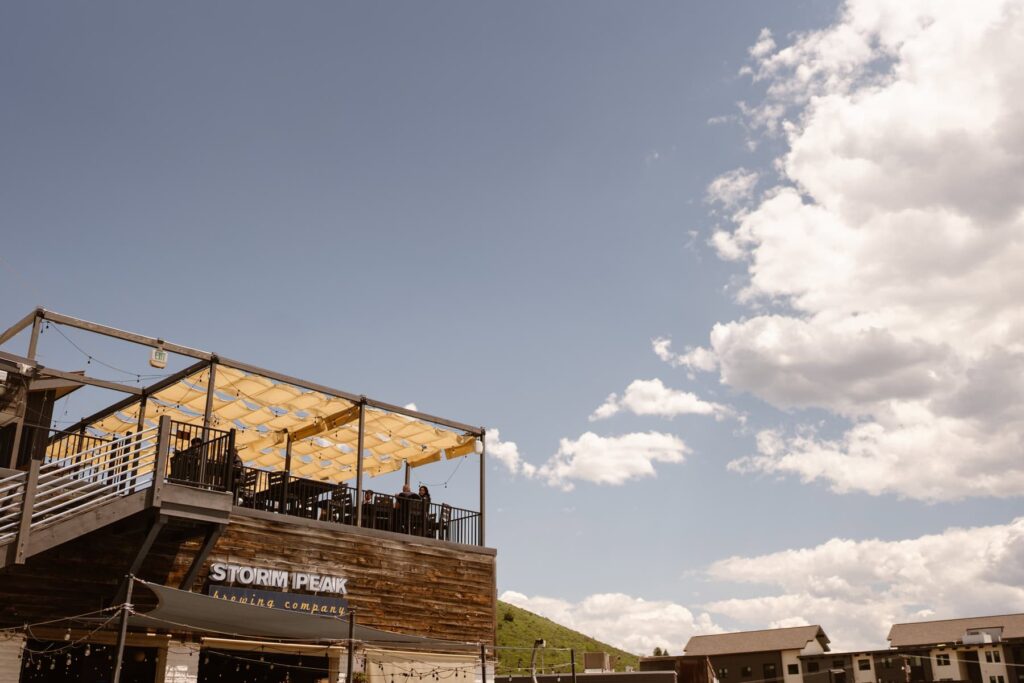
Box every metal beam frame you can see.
[35,365,144,395]
[60,360,209,437]
[178,523,225,590]
[0,309,40,348]
[15,308,483,435]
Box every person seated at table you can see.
[395,484,419,532]
[229,447,245,496]
[361,490,374,527]
[170,437,204,480]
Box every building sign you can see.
[208,562,348,594]
[208,586,349,616]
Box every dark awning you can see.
[122,579,477,651]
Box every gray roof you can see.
[685,626,830,656]
[888,614,1024,648]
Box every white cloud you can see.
[501,590,722,655]
[486,428,536,478]
[706,168,760,209]
[652,337,718,372]
[705,517,1024,650]
[535,432,689,491]
[589,379,732,422]
[688,0,1024,500]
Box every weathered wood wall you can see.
[0,506,496,648]
[176,510,496,646]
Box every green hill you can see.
[496,601,640,676]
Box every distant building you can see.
[640,626,831,683]
[888,614,1024,683]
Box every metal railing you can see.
[30,427,158,531]
[43,425,113,466]
[234,469,481,544]
[165,420,235,492]
[1,416,482,549]
[0,470,27,543]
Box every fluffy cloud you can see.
[486,428,536,478]
[500,590,722,655]
[706,168,760,208]
[687,0,1024,500]
[535,432,689,491]
[590,379,731,422]
[706,517,1024,650]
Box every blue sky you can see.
[3,0,1024,655]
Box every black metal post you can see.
[112,575,134,683]
[281,433,293,513]
[354,400,366,526]
[570,650,577,683]
[479,430,486,547]
[198,361,217,486]
[346,609,357,683]
[480,643,488,683]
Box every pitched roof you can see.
[888,614,1024,648]
[685,626,830,656]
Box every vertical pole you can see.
[404,461,411,487]
[480,643,488,683]
[151,415,171,506]
[13,458,40,564]
[281,433,293,514]
[570,650,577,683]
[479,430,486,547]
[112,576,134,683]
[7,316,40,469]
[354,400,366,527]
[129,393,147,493]
[346,609,357,683]
[198,362,217,487]
[26,315,41,360]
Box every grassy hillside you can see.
[496,601,640,676]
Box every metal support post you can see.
[281,433,293,513]
[13,458,40,564]
[346,609,357,683]
[354,400,366,527]
[480,643,488,683]
[479,430,486,547]
[112,576,134,683]
[571,649,577,683]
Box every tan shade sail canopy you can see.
[67,363,479,483]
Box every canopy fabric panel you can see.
[50,364,479,484]
[127,580,478,650]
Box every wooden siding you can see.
[175,511,496,646]
[0,508,496,648]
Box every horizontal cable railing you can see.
[0,471,27,542]
[30,427,158,531]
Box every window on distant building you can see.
[882,659,894,669]
[789,664,800,675]
[936,655,950,667]
[718,668,729,679]
[987,653,995,664]
[994,652,1002,663]
[834,661,845,669]
[807,663,820,673]
[859,660,871,671]
[765,664,778,680]
[742,667,752,678]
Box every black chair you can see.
[437,503,452,541]
[372,495,393,531]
